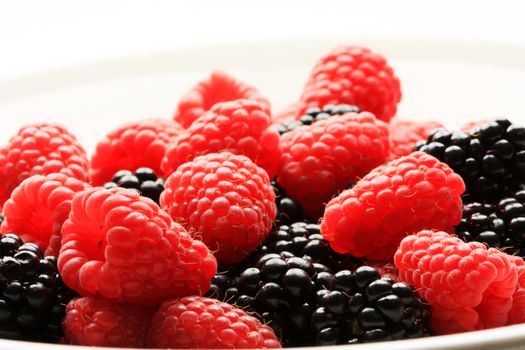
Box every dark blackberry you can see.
[271,181,307,226]
[415,119,525,202]
[0,233,76,342]
[312,266,431,345]
[205,256,430,347]
[104,167,164,203]
[272,104,361,135]
[255,222,361,272]
[456,189,525,256]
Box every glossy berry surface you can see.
[104,167,164,203]
[206,256,430,346]
[0,233,76,342]
[272,104,360,135]
[271,181,307,226]
[415,119,525,202]
[456,190,525,256]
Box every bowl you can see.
[0,37,525,349]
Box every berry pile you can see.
[1,43,525,348]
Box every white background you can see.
[1,0,525,79]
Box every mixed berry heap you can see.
[272,104,360,135]
[103,167,164,204]
[3,43,525,349]
[0,234,76,342]
[415,119,525,201]
[455,189,525,256]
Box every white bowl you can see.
[1,38,525,349]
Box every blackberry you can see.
[206,255,430,347]
[255,222,361,272]
[415,119,525,202]
[456,189,525,256]
[272,181,307,226]
[272,104,361,135]
[312,266,431,345]
[0,233,76,342]
[104,167,164,203]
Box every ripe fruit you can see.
[103,167,164,204]
[161,152,276,264]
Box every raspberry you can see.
[415,119,525,202]
[321,152,465,260]
[0,123,88,207]
[147,296,281,349]
[90,118,183,185]
[63,296,154,347]
[389,119,443,159]
[1,173,89,256]
[394,230,521,334]
[58,187,217,304]
[162,99,281,178]
[0,234,76,342]
[174,71,271,128]
[278,111,390,218]
[160,152,276,264]
[300,45,401,122]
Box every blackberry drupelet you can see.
[415,119,525,201]
[456,189,525,256]
[255,222,361,272]
[205,255,430,347]
[104,167,164,203]
[0,233,76,342]
[272,104,360,135]
[271,181,307,226]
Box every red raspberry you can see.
[321,152,465,261]
[58,187,217,304]
[509,256,525,324]
[0,123,88,207]
[278,111,390,218]
[160,152,276,264]
[174,71,271,128]
[394,230,520,334]
[147,296,281,349]
[1,173,89,256]
[389,119,444,159]
[300,45,401,122]
[162,99,281,178]
[63,296,154,347]
[90,118,183,185]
